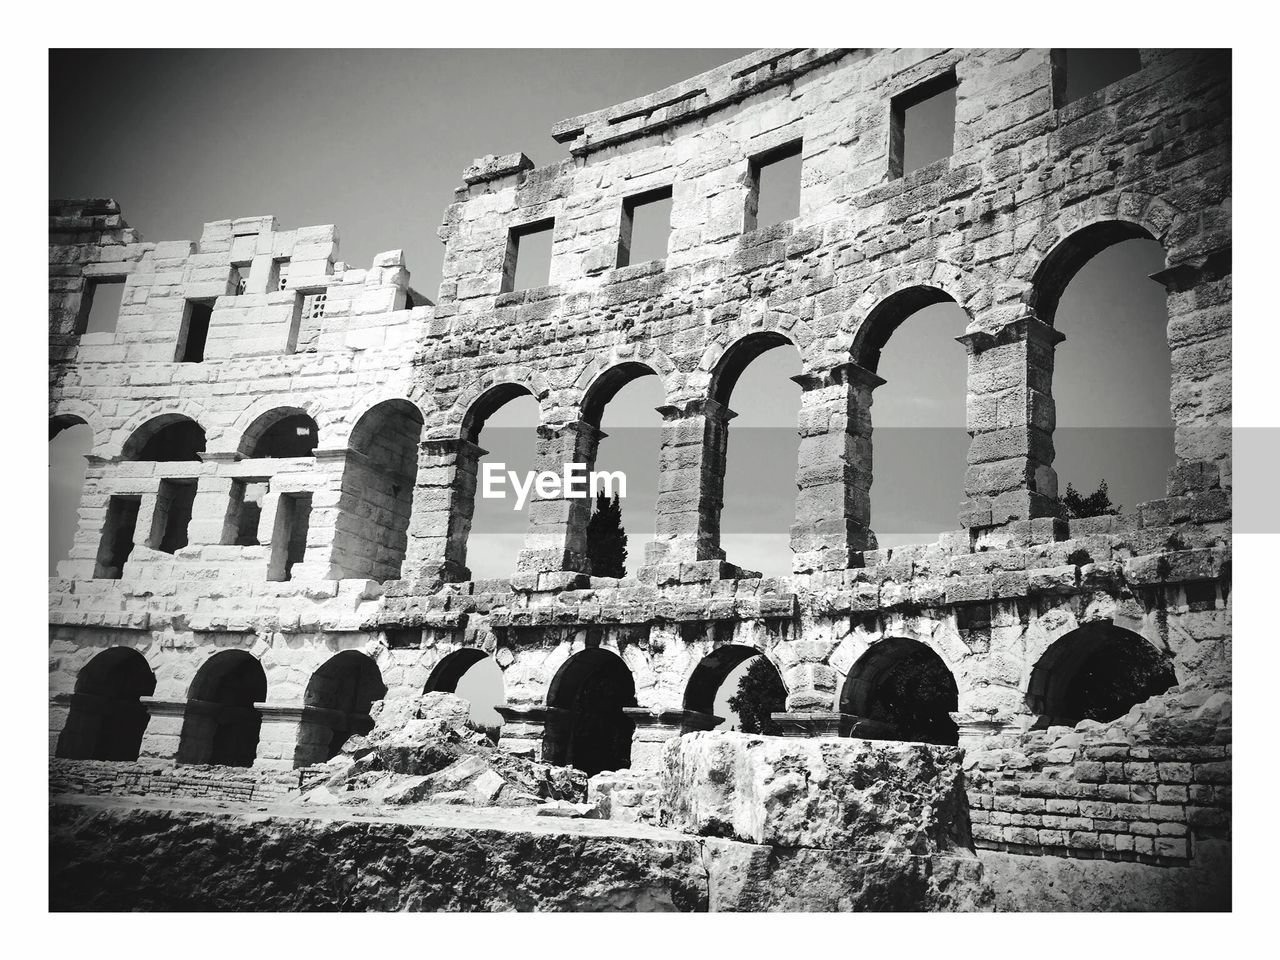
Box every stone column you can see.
[644,398,733,567]
[516,420,603,575]
[1152,257,1232,493]
[494,705,558,760]
[185,455,236,547]
[138,697,187,760]
[254,702,312,769]
[401,437,485,585]
[769,711,846,737]
[957,313,1063,528]
[791,362,883,573]
[624,708,722,771]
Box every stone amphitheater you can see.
[47,48,1231,911]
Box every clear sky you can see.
[49,49,1174,723]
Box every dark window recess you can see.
[1053,49,1142,107]
[176,299,213,363]
[269,492,312,581]
[617,186,673,267]
[94,496,141,579]
[501,218,555,293]
[78,277,127,336]
[745,139,802,231]
[234,264,251,295]
[890,71,958,178]
[222,480,268,546]
[149,479,198,554]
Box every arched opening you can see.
[239,408,319,459]
[293,651,386,766]
[462,384,540,579]
[581,363,663,577]
[1027,624,1176,727]
[177,650,267,767]
[55,647,156,760]
[684,644,786,733]
[330,399,424,582]
[854,288,970,548]
[426,649,507,741]
[711,332,801,577]
[543,648,636,776]
[1032,223,1174,514]
[121,415,206,462]
[840,637,959,745]
[49,417,93,575]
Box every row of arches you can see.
[55,623,1176,775]
[52,218,1177,580]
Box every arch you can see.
[840,637,959,745]
[461,382,538,444]
[55,647,156,760]
[426,648,490,693]
[49,401,106,451]
[329,399,425,582]
[707,331,795,407]
[851,285,962,373]
[1029,220,1161,327]
[237,407,320,458]
[426,649,506,741]
[121,414,206,462]
[684,643,777,715]
[580,361,663,427]
[177,650,267,767]
[543,648,636,776]
[1026,623,1176,726]
[293,651,387,766]
[50,412,88,442]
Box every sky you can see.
[49,49,1172,725]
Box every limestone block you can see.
[660,732,972,852]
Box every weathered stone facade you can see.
[49,48,1230,907]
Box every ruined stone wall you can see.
[49,48,1231,886]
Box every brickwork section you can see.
[966,687,1230,864]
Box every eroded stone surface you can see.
[661,732,972,852]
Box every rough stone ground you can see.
[49,792,995,912]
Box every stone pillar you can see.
[770,711,846,737]
[953,714,1019,752]
[494,705,557,760]
[791,362,883,573]
[1152,258,1232,493]
[48,696,72,755]
[186,456,236,547]
[644,398,733,566]
[516,420,603,575]
[138,697,187,760]
[254,702,313,769]
[401,438,485,585]
[624,708,721,770]
[958,313,1064,528]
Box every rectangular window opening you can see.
[1052,50,1142,107]
[149,479,198,554]
[78,277,127,336]
[269,492,312,582]
[276,260,291,291]
[234,263,251,295]
[745,139,803,233]
[94,495,141,579]
[222,479,268,546]
[501,219,555,293]
[890,72,958,179]
[617,186,673,268]
[175,299,213,363]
